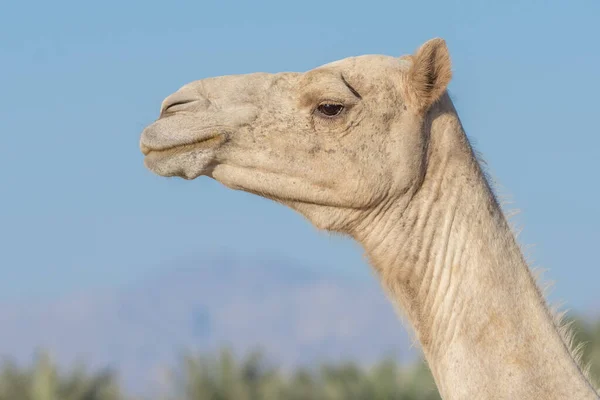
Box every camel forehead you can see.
[317,54,410,74]
[298,54,411,93]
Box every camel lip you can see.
[141,134,226,158]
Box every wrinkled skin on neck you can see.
[140,39,599,399]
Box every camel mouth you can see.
[141,133,228,180]
[141,134,226,160]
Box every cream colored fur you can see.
[139,38,599,399]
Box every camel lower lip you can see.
[143,135,225,159]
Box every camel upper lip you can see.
[140,142,154,156]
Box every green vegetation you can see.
[166,349,440,400]
[1,317,598,399]
[0,352,122,400]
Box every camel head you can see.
[140,38,452,233]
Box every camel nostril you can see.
[160,99,196,117]
[160,88,202,116]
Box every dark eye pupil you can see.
[317,103,343,116]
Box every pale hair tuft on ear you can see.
[405,38,453,112]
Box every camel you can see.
[139,38,599,399]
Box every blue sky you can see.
[1,0,598,311]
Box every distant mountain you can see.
[0,255,420,395]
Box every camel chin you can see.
[143,146,216,180]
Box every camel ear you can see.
[405,38,452,111]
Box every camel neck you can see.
[354,111,598,400]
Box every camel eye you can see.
[316,103,344,117]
